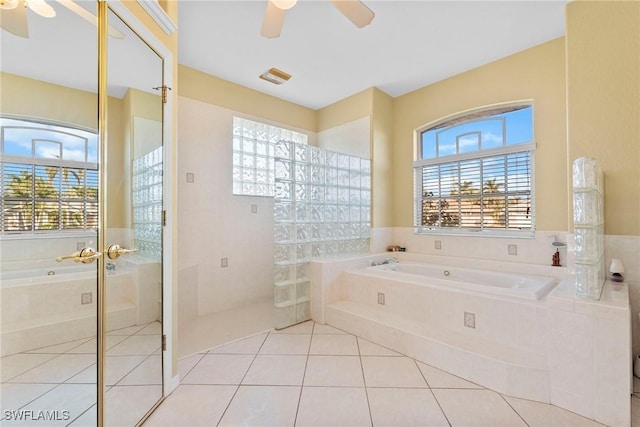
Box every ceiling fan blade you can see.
[331,0,374,28]
[261,0,286,39]
[28,0,55,18]
[56,0,124,39]
[0,1,29,38]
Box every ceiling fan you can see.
[0,0,123,38]
[261,0,375,39]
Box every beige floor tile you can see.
[65,355,147,386]
[0,353,57,382]
[504,395,604,427]
[107,325,145,336]
[296,387,371,427]
[417,361,482,389]
[9,354,95,384]
[107,335,161,356]
[357,337,402,356]
[105,385,162,426]
[177,353,206,380]
[118,355,162,385]
[20,384,96,426]
[181,354,254,385]
[242,355,307,386]
[272,320,315,334]
[433,389,527,426]
[368,387,449,426]
[0,383,57,415]
[208,333,267,354]
[25,338,92,354]
[136,321,162,335]
[362,356,427,388]
[143,385,236,427]
[304,355,364,387]
[309,334,359,355]
[218,385,300,427]
[312,323,348,334]
[259,333,311,355]
[67,336,127,354]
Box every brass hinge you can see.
[162,334,166,351]
[153,86,172,104]
[162,210,167,226]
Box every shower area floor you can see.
[178,298,274,358]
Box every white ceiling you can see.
[178,0,570,110]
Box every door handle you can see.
[56,247,102,264]
[107,244,138,260]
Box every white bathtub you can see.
[1,264,96,287]
[368,262,557,300]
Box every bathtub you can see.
[0,260,159,357]
[369,262,557,300]
[315,257,559,405]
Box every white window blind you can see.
[414,104,534,235]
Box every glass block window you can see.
[132,146,163,260]
[232,117,308,197]
[414,104,535,236]
[273,140,371,329]
[0,117,98,234]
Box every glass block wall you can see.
[132,146,163,260]
[273,140,371,329]
[232,117,308,197]
[573,157,604,299]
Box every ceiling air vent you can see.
[259,68,291,85]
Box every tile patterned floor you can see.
[145,321,608,427]
[1,321,162,426]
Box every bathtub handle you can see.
[56,247,102,264]
[107,244,137,260]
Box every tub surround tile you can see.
[142,384,236,427]
[296,386,371,427]
[367,387,449,427]
[218,385,300,427]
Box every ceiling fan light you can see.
[259,67,291,85]
[27,0,56,17]
[271,0,296,11]
[0,0,19,10]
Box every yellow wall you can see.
[566,0,640,236]
[317,88,373,132]
[371,88,394,227]
[179,65,317,132]
[392,38,568,231]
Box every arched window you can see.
[414,103,534,236]
[0,117,98,234]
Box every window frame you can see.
[413,103,536,238]
[0,117,99,237]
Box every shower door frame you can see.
[97,1,176,425]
